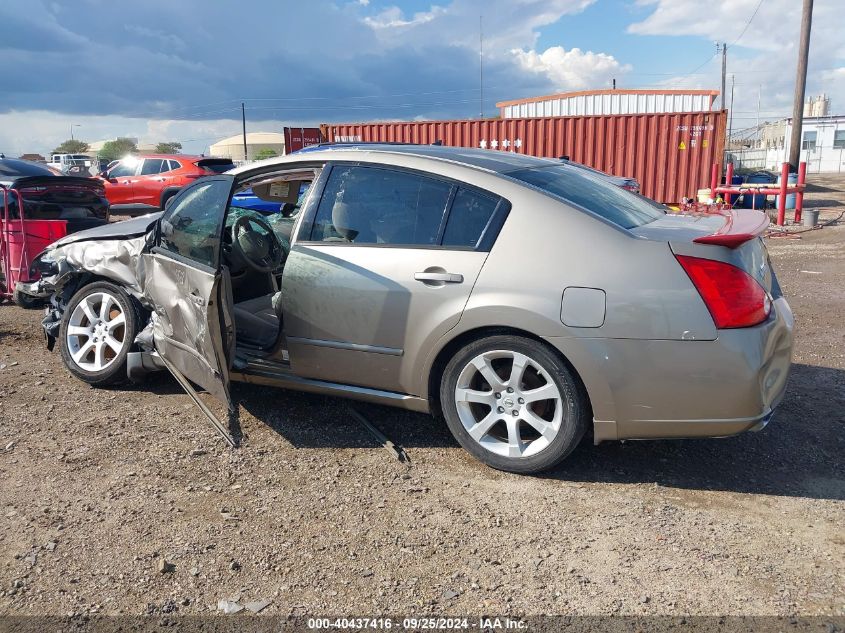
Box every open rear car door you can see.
[141,176,237,444]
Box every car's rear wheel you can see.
[60,281,139,386]
[440,335,588,474]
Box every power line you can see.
[729,0,766,47]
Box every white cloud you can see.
[627,0,845,128]
[363,5,447,29]
[361,0,596,52]
[511,46,630,91]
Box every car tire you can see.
[12,286,43,309]
[59,281,141,386]
[440,335,589,474]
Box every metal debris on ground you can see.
[245,599,272,614]
[349,407,410,463]
[217,599,244,615]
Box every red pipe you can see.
[724,162,734,205]
[710,163,719,201]
[776,162,789,226]
[794,161,807,223]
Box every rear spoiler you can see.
[693,209,769,249]
[11,176,104,190]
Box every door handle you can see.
[414,271,463,283]
[189,293,205,307]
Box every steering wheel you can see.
[230,215,285,273]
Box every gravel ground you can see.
[0,175,843,619]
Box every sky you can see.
[0,0,841,156]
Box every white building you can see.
[496,89,719,119]
[727,115,845,173]
[209,132,285,161]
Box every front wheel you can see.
[59,281,140,386]
[440,335,589,474]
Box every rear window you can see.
[507,164,664,229]
[0,159,57,178]
[197,159,234,174]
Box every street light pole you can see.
[70,124,81,141]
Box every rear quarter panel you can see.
[406,169,717,400]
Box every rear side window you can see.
[167,160,181,171]
[442,188,499,248]
[507,164,663,229]
[140,159,166,175]
[310,165,452,246]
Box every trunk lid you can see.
[12,176,109,221]
[631,209,776,295]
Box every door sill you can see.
[231,359,429,413]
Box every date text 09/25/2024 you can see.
[307,617,528,630]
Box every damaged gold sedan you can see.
[29,145,793,474]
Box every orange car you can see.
[101,154,234,213]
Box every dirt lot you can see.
[0,175,843,619]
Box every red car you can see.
[101,154,234,213]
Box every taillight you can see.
[675,255,771,329]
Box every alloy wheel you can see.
[454,350,564,458]
[66,291,127,372]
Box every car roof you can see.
[239,143,559,176]
[134,154,210,160]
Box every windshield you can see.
[507,164,663,229]
[197,159,235,174]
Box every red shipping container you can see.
[283,126,323,154]
[322,111,727,204]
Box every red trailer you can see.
[1,160,110,307]
[322,111,728,205]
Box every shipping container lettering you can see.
[479,139,523,150]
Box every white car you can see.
[47,153,94,176]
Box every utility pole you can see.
[756,85,761,147]
[720,43,727,110]
[788,0,814,171]
[241,102,248,162]
[728,74,735,146]
[479,15,484,119]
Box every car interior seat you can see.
[232,291,283,349]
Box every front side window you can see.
[108,161,136,178]
[310,165,452,246]
[140,159,166,175]
[158,179,231,268]
[507,164,664,229]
